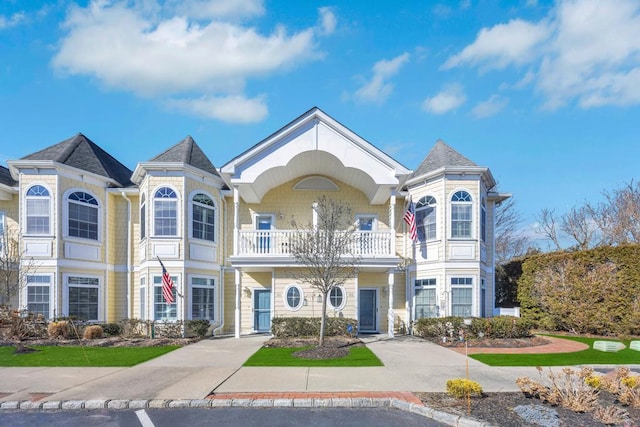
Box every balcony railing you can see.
[236,230,393,257]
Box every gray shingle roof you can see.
[0,165,16,187]
[410,139,477,178]
[21,133,133,187]
[150,136,220,177]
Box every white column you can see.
[233,187,239,256]
[389,191,396,255]
[387,269,395,338]
[234,268,241,338]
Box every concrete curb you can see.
[0,397,493,426]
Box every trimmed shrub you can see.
[446,379,483,399]
[82,325,104,340]
[271,317,358,338]
[413,317,465,340]
[186,320,210,338]
[414,316,531,340]
[119,318,149,338]
[102,323,122,337]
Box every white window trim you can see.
[449,276,475,318]
[139,275,147,320]
[188,190,217,245]
[0,210,5,256]
[62,273,103,322]
[152,274,180,321]
[415,196,437,242]
[449,188,474,240]
[283,283,304,312]
[188,274,217,321]
[254,213,275,230]
[140,193,147,240]
[23,183,53,237]
[413,278,437,320]
[355,214,378,231]
[151,185,181,238]
[23,273,54,319]
[62,188,103,243]
[328,285,347,311]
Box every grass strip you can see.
[243,346,383,367]
[0,345,181,367]
[470,335,640,367]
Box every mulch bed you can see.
[428,335,551,348]
[264,336,362,360]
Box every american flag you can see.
[404,197,417,241]
[157,257,175,304]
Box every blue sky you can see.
[1,0,639,248]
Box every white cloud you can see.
[0,12,26,29]
[442,18,549,70]
[165,95,268,122]
[443,0,640,110]
[318,7,336,35]
[52,1,331,122]
[422,83,466,114]
[354,52,410,104]
[471,95,509,118]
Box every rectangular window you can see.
[154,275,177,320]
[140,203,146,239]
[26,198,50,234]
[191,277,215,320]
[68,203,98,239]
[451,205,472,238]
[451,278,473,317]
[193,205,215,241]
[414,278,437,319]
[481,206,486,242]
[140,276,146,320]
[0,210,5,254]
[417,207,436,241]
[26,275,51,319]
[154,200,177,236]
[67,276,99,320]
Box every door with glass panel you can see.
[358,288,377,333]
[253,289,271,332]
[256,215,272,254]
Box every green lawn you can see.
[470,335,640,367]
[0,345,181,367]
[243,346,383,367]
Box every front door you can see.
[256,215,272,253]
[254,289,271,332]
[359,289,378,333]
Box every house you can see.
[0,107,509,337]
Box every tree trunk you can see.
[319,291,328,347]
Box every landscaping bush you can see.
[186,320,210,338]
[154,320,184,338]
[446,378,483,398]
[102,323,122,337]
[413,317,465,340]
[82,325,104,340]
[47,320,78,339]
[414,316,531,341]
[119,318,149,338]
[271,317,357,338]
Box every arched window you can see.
[68,191,99,240]
[26,185,50,235]
[451,190,472,239]
[192,193,215,242]
[140,193,146,240]
[416,196,437,241]
[328,286,345,310]
[154,187,177,236]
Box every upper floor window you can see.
[68,191,99,240]
[192,193,215,242]
[0,210,5,254]
[481,198,487,242]
[26,185,50,235]
[154,187,177,236]
[140,193,146,240]
[416,196,437,241]
[451,190,472,239]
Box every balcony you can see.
[235,230,394,257]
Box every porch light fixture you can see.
[303,298,308,306]
[316,294,322,303]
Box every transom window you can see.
[284,284,304,311]
[415,278,437,319]
[416,196,437,241]
[192,193,215,242]
[451,277,473,317]
[191,277,215,320]
[26,275,51,319]
[451,191,472,239]
[67,276,100,321]
[154,187,177,236]
[68,191,99,240]
[26,185,50,235]
[328,286,345,309]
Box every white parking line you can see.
[135,409,155,427]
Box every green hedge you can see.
[517,244,640,336]
[271,317,358,338]
[413,316,531,340]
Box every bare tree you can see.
[289,196,360,347]
[535,208,563,251]
[560,206,598,250]
[494,198,529,265]
[0,226,38,306]
[588,180,640,245]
